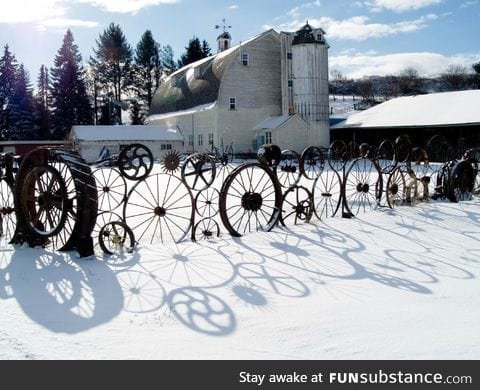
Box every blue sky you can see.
[0,0,479,81]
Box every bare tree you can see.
[398,67,424,95]
[440,65,470,91]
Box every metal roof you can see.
[71,125,184,142]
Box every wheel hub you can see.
[390,183,399,195]
[154,206,167,217]
[241,192,263,211]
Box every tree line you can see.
[0,23,212,141]
[330,64,480,103]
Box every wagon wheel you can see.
[181,153,216,191]
[344,157,382,215]
[117,143,154,181]
[445,160,475,202]
[312,169,342,219]
[99,221,135,255]
[93,167,127,212]
[15,148,98,252]
[193,218,221,241]
[195,187,220,218]
[464,148,480,195]
[328,140,349,171]
[280,185,313,226]
[275,150,301,188]
[386,168,406,208]
[300,146,325,180]
[219,163,282,237]
[124,173,194,245]
[395,135,412,164]
[376,139,397,174]
[426,135,452,163]
[0,179,16,244]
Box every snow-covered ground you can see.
[1,192,479,359]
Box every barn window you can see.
[241,52,249,66]
[265,131,272,144]
[208,133,214,146]
[287,52,292,60]
[288,79,293,88]
[198,134,203,146]
[188,134,194,146]
[161,144,172,150]
[229,97,236,110]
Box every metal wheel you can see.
[124,173,194,245]
[21,166,68,237]
[117,143,154,181]
[0,180,16,244]
[312,169,342,219]
[219,163,282,237]
[386,168,406,208]
[445,160,475,202]
[395,135,412,164]
[464,148,480,195]
[15,148,98,252]
[181,153,216,191]
[403,170,419,205]
[376,139,397,174]
[344,157,382,215]
[193,218,220,241]
[93,167,127,212]
[410,147,433,200]
[195,188,220,218]
[328,140,349,171]
[275,150,301,188]
[300,146,325,180]
[280,185,313,226]
[426,135,452,163]
[99,221,135,255]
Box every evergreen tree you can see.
[10,64,36,140]
[50,29,93,140]
[132,30,161,117]
[178,36,209,68]
[129,99,144,125]
[202,40,212,57]
[161,44,176,72]
[0,45,18,140]
[35,65,52,139]
[90,22,133,124]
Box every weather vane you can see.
[214,18,232,33]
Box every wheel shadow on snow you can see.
[0,247,124,334]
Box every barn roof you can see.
[148,29,279,117]
[331,90,480,130]
[253,115,308,130]
[71,125,183,142]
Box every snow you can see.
[331,90,480,129]
[71,125,183,142]
[147,102,216,122]
[1,187,479,359]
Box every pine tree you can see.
[178,36,210,68]
[35,65,52,139]
[10,64,36,140]
[161,45,176,72]
[202,40,212,57]
[90,22,133,124]
[50,29,93,140]
[132,30,161,118]
[0,45,18,140]
[129,99,144,125]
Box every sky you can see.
[0,0,479,81]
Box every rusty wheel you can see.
[300,146,325,180]
[344,157,382,215]
[195,187,220,218]
[280,185,313,226]
[376,139,397,174]
[328,140,349,171]
[386,168,406,208]
[312,169,342,219]
[118,143,154,181]
[0,180,16,244]
[93,167,127,212]
[181,153,216,191]
[124,173,194,244]
[219,163,282,237]
[193,218,221,241]
[275,150,301,188]
[99,221,135,255]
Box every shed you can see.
[69,125,184,163]
[330,90,480,148]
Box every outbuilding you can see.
[69,125,184,163]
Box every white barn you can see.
[148,23,330,155]
[69,125,184,163]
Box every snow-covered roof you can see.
[147,102,216,123]
[71,125,183,142]
[331,90,480,130]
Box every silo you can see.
[291,23,330,147]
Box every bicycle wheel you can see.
[219,163,282,237]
